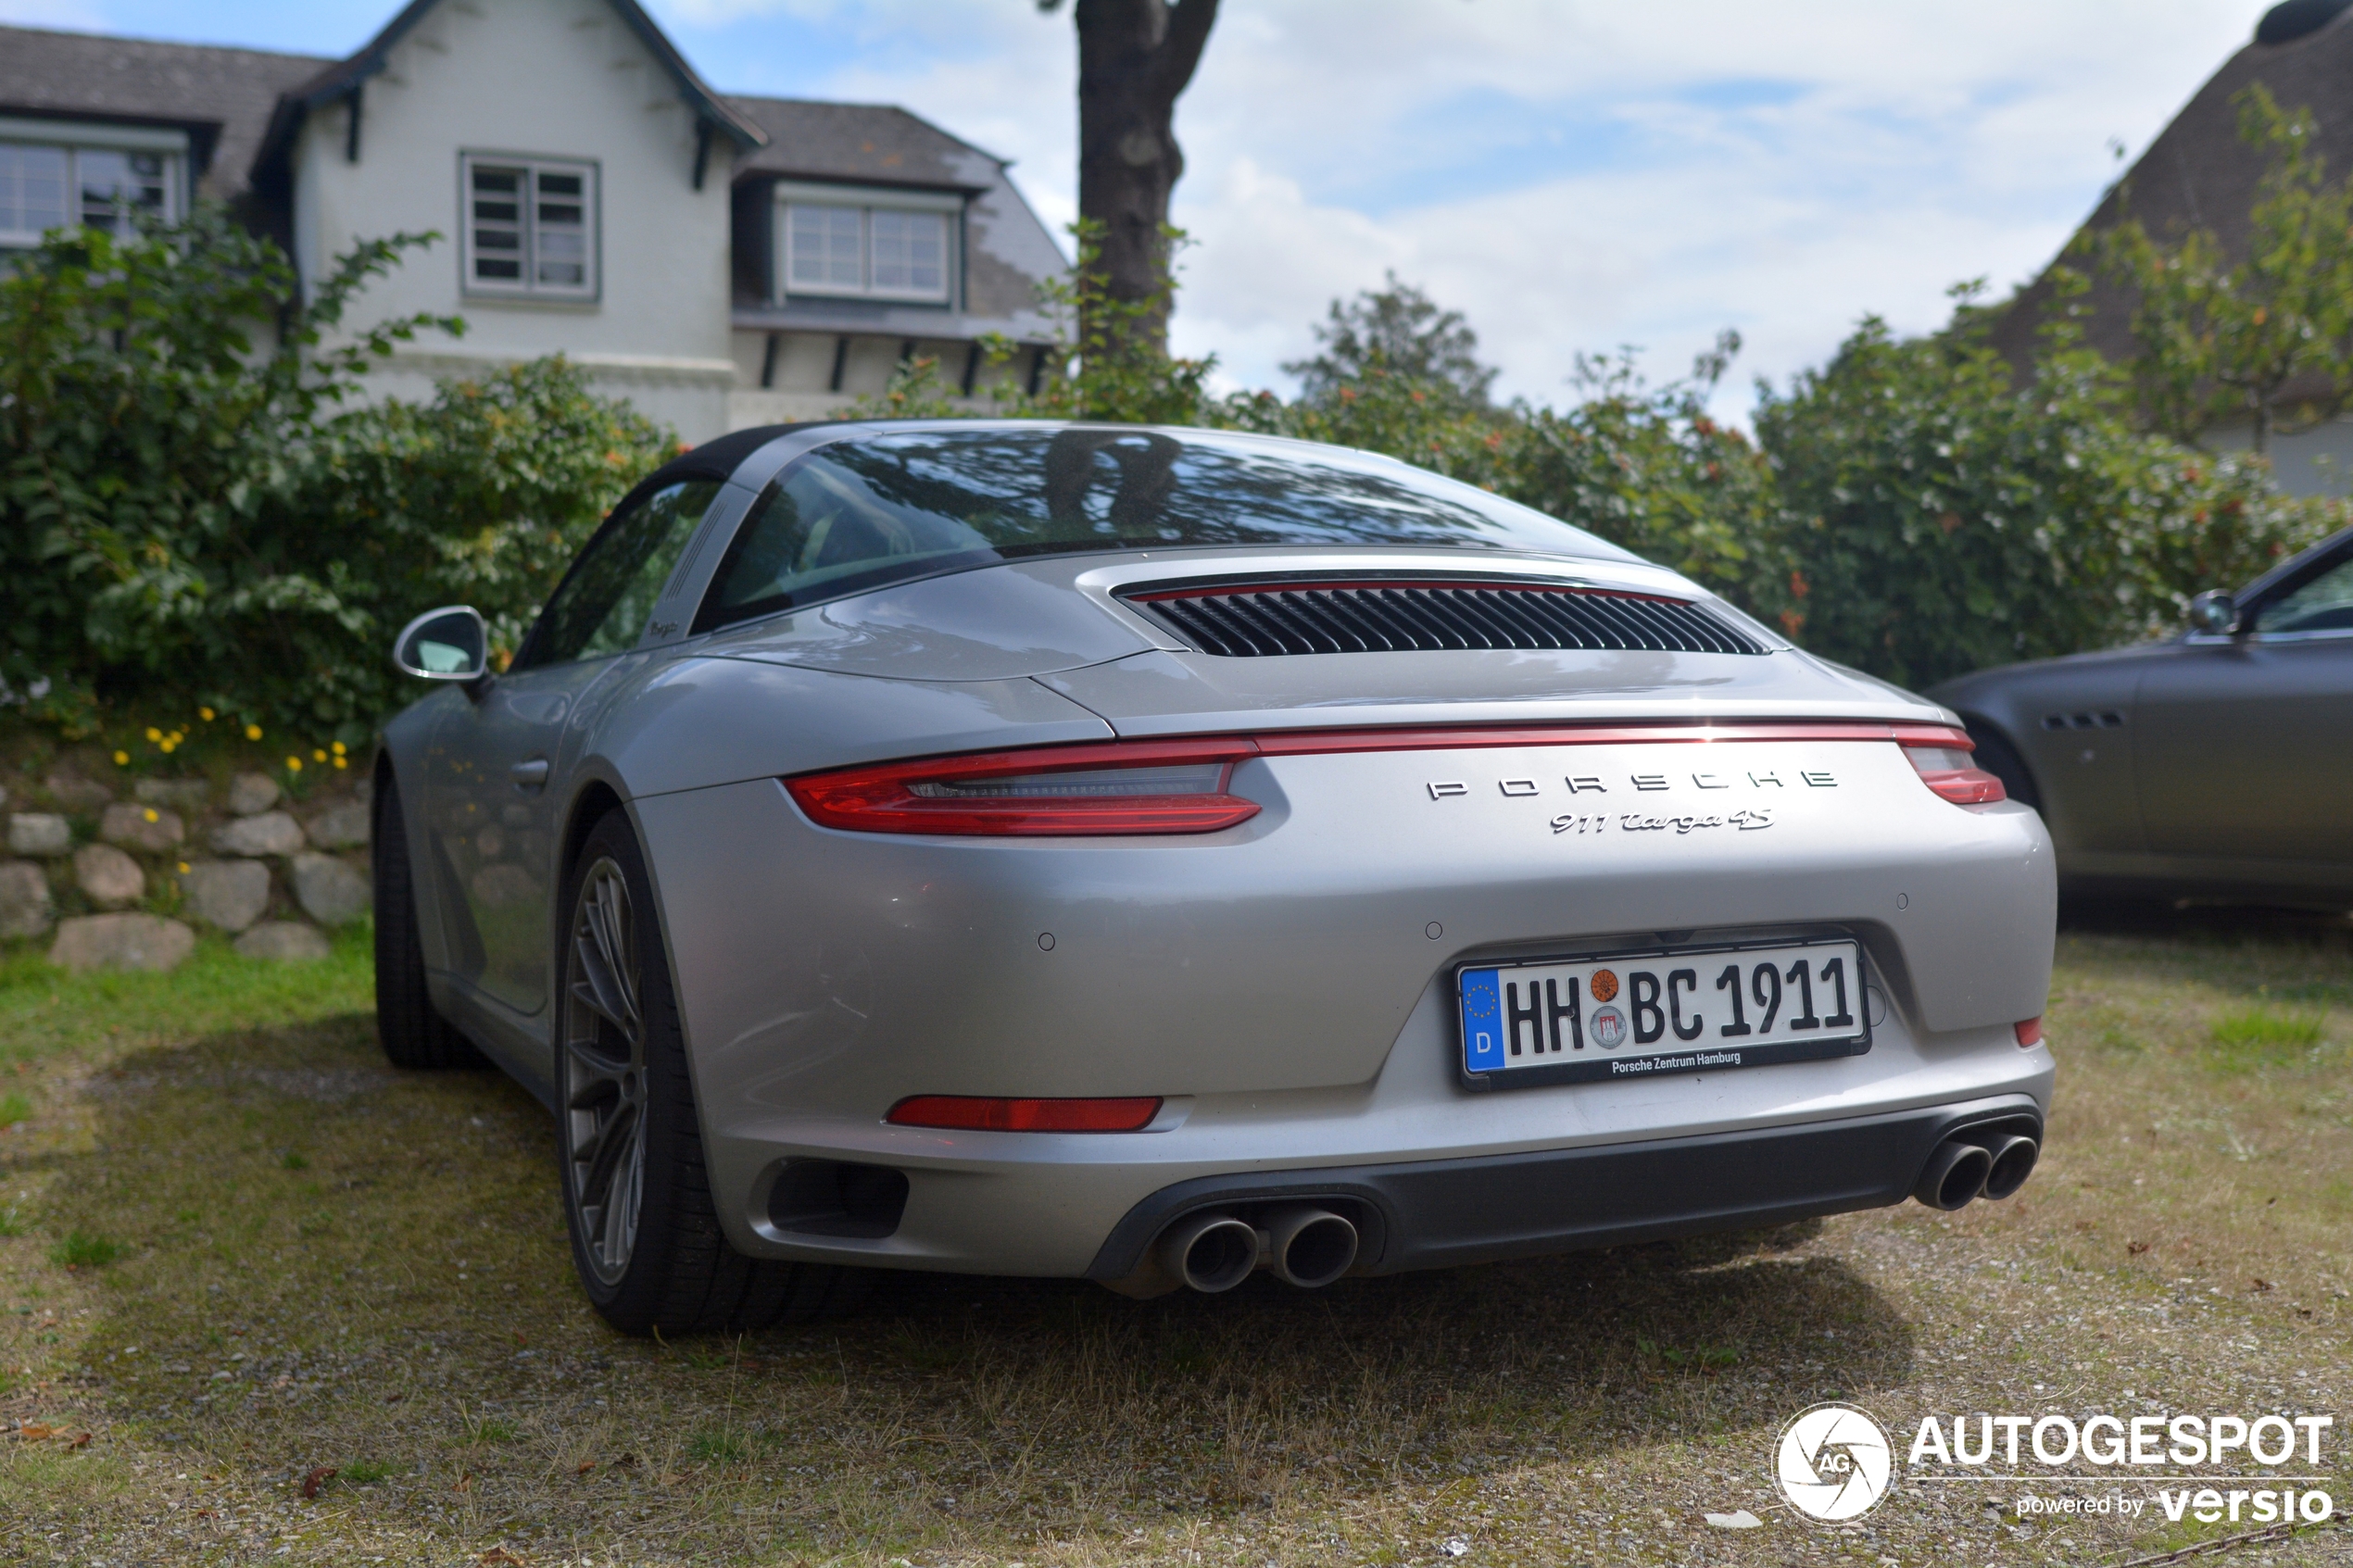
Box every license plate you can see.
[1456,938,1871,1088]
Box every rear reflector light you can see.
[886,1095,1164,1132]
[1903,737,2007,806]
[787,739,1260,836]
[2014,1017,2044,1047]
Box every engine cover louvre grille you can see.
[1123,581,1768,659]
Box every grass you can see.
[2208,1005,2330,1073]
[1,907,2349,1566]
[44,1232,119,1270]
[1637,1337,1740,1372]
[0,921,372,1069]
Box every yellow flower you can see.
[159,739,176,754]
[331,741,347,756]
[199,707,215,721]
[333,756,349,770]
[145,727,162,743]
[177,861,190,874]
[143,808,158,824]
[245,723,262,741]
[285,756,303,772]
[313,748,328,763]
[112,750,129,766]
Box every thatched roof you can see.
[1987,0,2353,370]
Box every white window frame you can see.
[773,181,960,306]
[0,116,185,248]
[459,151,600,302]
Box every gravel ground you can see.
[1,908,2348,1567]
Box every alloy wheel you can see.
[562,855,648,1286]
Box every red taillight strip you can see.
[785,721,1982,836]
[1910,768,2007,806]
[786,737,1262,836]
[887,1095,1164,1132]
[1895,730,2008,806]
[1252,721,1974,756]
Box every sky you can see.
[0,0,2278,416]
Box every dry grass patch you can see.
[0,909,2349,1566]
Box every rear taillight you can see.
[886,1095,1164,1132]
[2014,1017,2044,1047]
[787,739,1260,836]
[1902,734,2007,806]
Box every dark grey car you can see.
[1928,524,2353,907]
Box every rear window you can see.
[693,426,1630,633]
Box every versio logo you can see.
[1777,1402,1895,1521]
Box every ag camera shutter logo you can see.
[1776,1401,1894,1521]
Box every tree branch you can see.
[1150,0,1220,105]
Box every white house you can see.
[0,0,1066,440]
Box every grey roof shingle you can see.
[724,95,1004,190]
[0,23,325,199]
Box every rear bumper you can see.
[1086,1093,2044,1279]
[630,741,2057,1274]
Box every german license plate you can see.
[1456,938,1870,1088]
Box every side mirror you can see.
[392,605,490,681]
[2187,589,2239,636]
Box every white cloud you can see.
[0,0,108,26]
[655,0,2271,415]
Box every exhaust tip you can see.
[1158,1212,1260,1293]
[1914,1139,1993,1211]
[1265,1205,1358,1289]
[1980,1134,2039,1200]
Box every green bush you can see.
[850,257,2340,691]
[1220,332,1781,611]
[268,358,677,734]
[14,203,2335,742]
[0,207,673,746]
[1752,306,2338,687]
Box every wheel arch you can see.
[561,776,630,877]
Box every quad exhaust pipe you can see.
[1913,1130,2039,1211]
[1264,1205,1359,1288]
[1980,1133,2040,1199]
[1153,1205,1361,1294]
[1158,1212,1260,1293]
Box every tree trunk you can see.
[1071,0,1219,357]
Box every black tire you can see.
[372,771,486,1070]
[555,808,869,1336]
[1962,721,2043,813]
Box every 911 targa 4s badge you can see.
[371,420,2057,1331]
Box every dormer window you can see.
[773,182,959,305]
[0,120,182,247]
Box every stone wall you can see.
[0,767,373,972]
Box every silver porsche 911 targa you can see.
[372,420,2056,1336]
